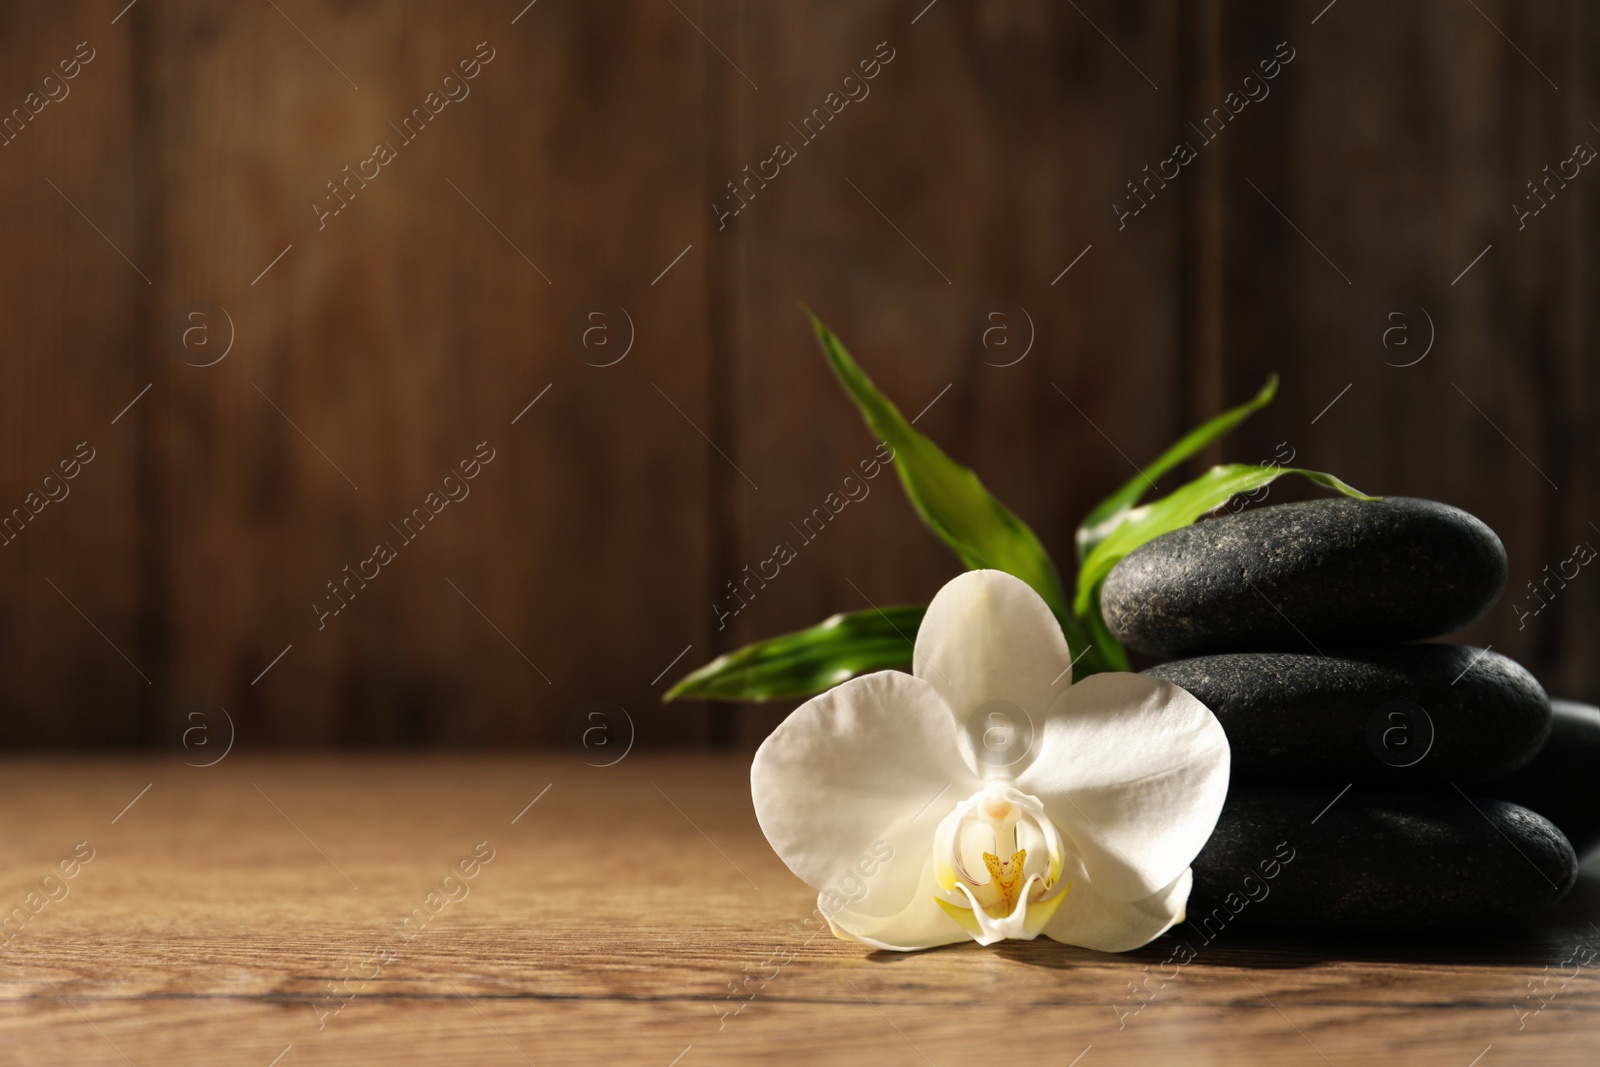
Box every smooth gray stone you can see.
[1490,699,1600,858]
[1101,497,1508,657]
[1189,786,1576,933]
[1145,645,1550,785]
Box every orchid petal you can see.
[751,670,980,898]
[912,570,1073,739]
[1018,673,1229,902]
[1043,866,1193,952]
[826,853,973,951]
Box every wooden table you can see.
[1,755,1595,1065]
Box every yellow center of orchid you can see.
[931,783,1071,945]
[983,849,1027,911]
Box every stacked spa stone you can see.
[1100,497,1597,933]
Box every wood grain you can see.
[132,0,715,745]
[0,754,1595,1065]
[0,6,144,743]
[0,0,1597,747]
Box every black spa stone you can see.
[1144,645,1550,786]
[1489,699,1600,858]
[1100,497,1508,657]
[1188,786,1576,933]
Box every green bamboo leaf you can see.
[663,606,924,703]
[806,310,1073,629]
[1076,375,1278,563]
[1073,463,1377,617]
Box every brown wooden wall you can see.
[0,0,1593,749]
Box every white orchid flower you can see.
[751,569,1231,952]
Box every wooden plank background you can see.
[0,0,1591,748]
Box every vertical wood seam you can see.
[702,0,742,747]
[129,3,167,747]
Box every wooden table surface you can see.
[1,754,1596,1066]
